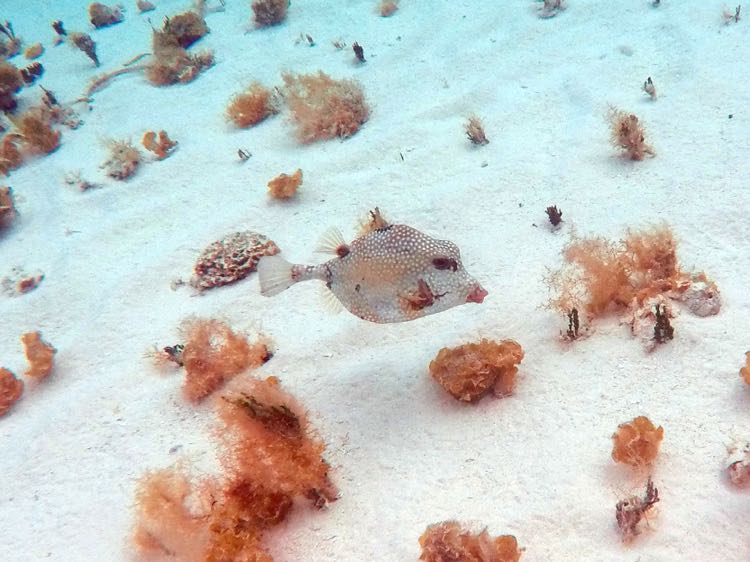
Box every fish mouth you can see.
[466,284,488,304]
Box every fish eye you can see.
[432,257,457,271]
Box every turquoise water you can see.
[1,1,750,561]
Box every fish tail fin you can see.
[258,255,296,297]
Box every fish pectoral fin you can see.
[319,285,344,315]
[315,227,348,256]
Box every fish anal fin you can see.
[319,285,344,315]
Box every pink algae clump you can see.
[218,377,338,506]
[608,107,654,161]
[163,11,208,49]
[13,109,61,156]
[133,469,210,558]
[145,28,214,87]
[429,339,524,402]
[379,1,399,17]
[419,521,523,562]
[548,225,681,317]
[546,224,721,343]
[181,318,271,403]
[267,168,302,199]
[102,140,141,180]
[283,71,370,143]
[252,0,288,27]
[612,416,664,467]
[226,82,280,128]
[134,376,336,561]
[740,352,750,386]
[204,479,289,562]
[0,367,23,417]
[142,130,177,160]
[21,331,56,379]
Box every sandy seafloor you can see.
[1,0,750,560]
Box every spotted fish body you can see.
[258,220,487,324]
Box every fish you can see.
[257,211,487,323]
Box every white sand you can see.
[2,0,750,560]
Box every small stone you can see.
[678,273,721,317]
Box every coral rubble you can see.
[190,230,280,291]
[545,205,563,227]
[727,441,750,486]
[726,440,750,488]
[615,478,659,542]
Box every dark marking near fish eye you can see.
[432,257,458,271]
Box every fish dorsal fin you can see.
[315,227,349,256]
[356,207,390,237]
[319,285,344,315]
